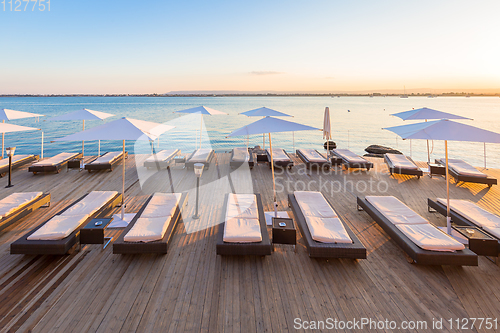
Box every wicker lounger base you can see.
[216,194,272,256]
[143,150,181,170]
[0,193,51,232]
[10,192,122,255]
[435,159,497,187]
[29,153,82,174]
[288,194,366,259]
[384,155,423,178]
[266,150,293,169]
[113,192,188,254]
[357,196,477,266]
[185,150,215,170]
[229,149,255,170]
[296,150,331,170]
[0,155,39,177]
[86,152,128,172]
[427,199,500,254]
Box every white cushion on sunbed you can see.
[386,153,418,170]
[437,198,500,239]
[294,191,337,218]
[223,193,261,243]
[189,149,212,163]
[0,155,32,168]
[295,191,352,243]
[232,148,249,162]
[266,148,289,162]
[28,214,89,240]
[62,191,118,217]
[0,192,43,219]
[333,149,367,164]
[298,149,326,163]
[396,223,465,252]
[141,193,181,218]
[439,159,487,178]
[366,196,429,225]
[90,151,122,165]
[145,149,179,163]
[32,153,78,166]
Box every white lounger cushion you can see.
[189,149,212,163]
[27,191,118,240]
[298,149,327,163]
[437,198,500,239]
[124,193,181,242]
[91,151,122,165]
[366,196,429,225]
[0,192,43,219]
[386,153,418,170]
[333,149,367,164]
[32,152,78,166]
[295,191,352,243]
[223,194,261,243]
[396,223,465,252]
[440,159,487,178]
[145,149,179,163]
[0,155,32,168]
[232,148,249,162]
[266,148,289,162]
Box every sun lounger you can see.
[288,191,366,258]
[11,191,121,255]
[0,154,39,177]
[143,149,181,170]
[266,148,293,169]
[0,192,50,232]
[29,152,82,174]
[428,198,500,254]
[357,196,477,265]
[113,192,188,254]
[85,151,128,172]
[185,149,214,169]
[296,149,331,169]
[384,153,423,178]
[436,158,496,187]
[229,148,255,169]
[332,149,373,171]
[216,193,272,256]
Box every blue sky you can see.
[1,0,499,94]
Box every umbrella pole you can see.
[445,140,451,234]
[293,132,295,153]
[82,120,85,157]
[1,119,4,159]
[98,140,100,156]
[263,133,265,149]
[199,115,203,150]
[121,139,125,220]
[426,140,430,164]
[269,133,278,218]
[41,131,44,159]
[484,142,487,170]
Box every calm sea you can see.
[1,96,500,168]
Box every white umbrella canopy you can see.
[55,117,175,219]
[240,107,292,149]
[228,116,320,217]
[1,109,44,158]
[174,106,227,149]
[48,108,115,156]
[323,107,332,157]
[384,119,500,234]
[0,123,42,158]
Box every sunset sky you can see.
[1,0,499,94]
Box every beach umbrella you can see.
[0,109,44,158]
[174,106,227,149]
[55,117,175,220]
[0,122,42,159]
[48,109,114,157]
[323,107,332,157]
[390,107,471,163]
[228,116,319,217]
[240,107,292,149]
[383,119,500,234]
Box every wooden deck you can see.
[1,153,500,332]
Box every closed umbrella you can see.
[323,107,332,157]
[384,119,500,234]
[55,117,175,220]
[0,109,44,158]
[240,107,292,149]
[228,116,319,217]
[48,109,114,157]
[174,106,227,149]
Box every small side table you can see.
[81,217,114,249]
[331,156,343,166]
[428,163,446,178]
[272,217,296,250]
[68,158,84,169]
[452,225,498,257]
